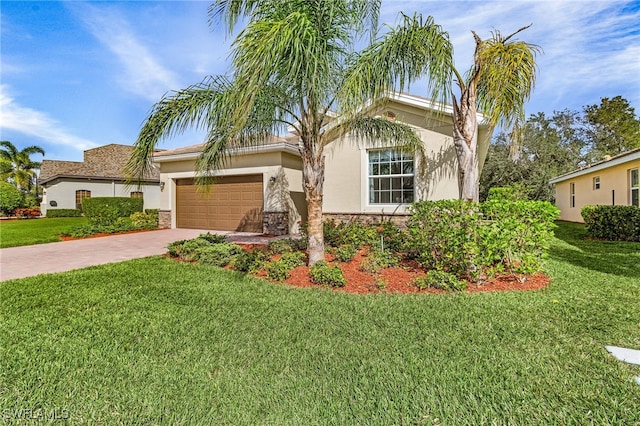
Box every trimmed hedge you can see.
[581,205,640,242]
[82,197,143,226]
[46,209,82,218]
[0,182,22,215]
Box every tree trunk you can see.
[302,152,325,265]
[452,89,480,202]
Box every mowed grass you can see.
[1,222,639,424]
[0,217,87,248]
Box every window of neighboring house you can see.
[593,176,601,190]
[368,149,414,204]
[75,190,91,210]
[631,168,639,207]
[130,191,144,199]
[570,183,576,208]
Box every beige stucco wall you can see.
[41,179,160,215]
[158,150,305,232]
[322,103,470,215]
[554,159,640,222]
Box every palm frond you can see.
[340,13,453,114]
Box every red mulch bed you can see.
[240,245,549,295]
[60,228,160,241]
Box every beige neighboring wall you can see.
[551,150,640,222]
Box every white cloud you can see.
[0,85,98,151]
[71,3,181,102]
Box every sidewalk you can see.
[0,229,277,281]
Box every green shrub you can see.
[178,238,214,262]
[487,184,529,202]
[46,208,81,218]
[198,232,227,244]
[167,240,189,257]
[130,212,158,229]
[373,221,406,253]
[145,208,159,216]
[361,247,400,273]
[268,238,296,254]
[82,197,143,226]
[0,182,22,215]
[310,261,347,287]
[233,248,269,273]
[264,251,305,282]
[333,244,357,262]
[323,219,376,248]
[196,243,243,267]
[414,270,467,292]
[581,205,640,242]
[407,199,558,280]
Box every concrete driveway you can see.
[0,229,277,282]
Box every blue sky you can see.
[1,0,639,163]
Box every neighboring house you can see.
[39,144,160,215]
[550,148,640,222]
[154,93,492,235]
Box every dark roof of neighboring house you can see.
[39,144,160,185]
[549,147,640,184]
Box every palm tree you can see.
[0,141,45,193]
[451,25,540,201]
[127,0,453,265]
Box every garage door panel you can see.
[176,176,263,232]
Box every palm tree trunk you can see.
[452,87,480,202]
[302,152,325,265]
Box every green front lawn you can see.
[1,222,639,424]
[0,217,87,248]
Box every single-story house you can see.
[39,144,160,215]
[154,93,491,234]
[549,148,640,222]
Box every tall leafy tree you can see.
[583,95,640,162]
[127,0,453,265]
[0,141,45,193]
[451,25,540,201]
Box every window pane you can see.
[402,161,413,174]
[380,150,391,162]
[392,190,403,203]
[402,177,414,190]
[632,189,639,206]
[403,191,414,203]
[381,178,390,190]
[379,163,390,175]
[632,169,639,187]
[380,191,390,203]
[391,177,402,189]
[390,162,401,174]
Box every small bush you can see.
[361,247,400,273]
[268,238,296,254]
[178,238,214,261]
[196,243,243,267]
[264,251,305,281]
[310,261,347,287]
[487,184,529,202]
[581,205,640,242]
[46,209,81,218]
[233,248,269,273]
[83,197,143,226]
[333,244,357,262]
[130,212,158,229]
[373,221,406,253]
[167,240,189,257]
[323,219,376,248]
[198,232,227,244]
[0,182,22,215]
[414,270,467,292]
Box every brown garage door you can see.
[176,175,263,232]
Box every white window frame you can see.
[570,182,576,208]
[631,168,639,207]
[367,148,414,205]
[593,176,600,190]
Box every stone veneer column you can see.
[158,210,172,229]
[263,211,289,235]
